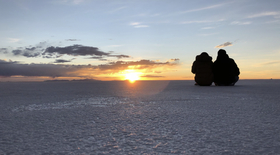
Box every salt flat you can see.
[0,80,279,154]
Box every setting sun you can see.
[124,71,140,83]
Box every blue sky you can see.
[1,0,280,81]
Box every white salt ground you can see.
[0,80,279,154]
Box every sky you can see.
[1,0,280,82]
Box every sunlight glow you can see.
[124,70,141,83]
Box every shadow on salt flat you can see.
[12,97,130,112]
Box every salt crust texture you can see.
[0,80,280,154]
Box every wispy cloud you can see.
[180,3,225,14]
[130,22,149,28]
[134,25,149,28]
[247,11,280,18]
[106,45,124,48]
[201,27,215,30]
[56,0,86,5]
[198,33,218,37]
[72,0,84,4]
[151,13,161,17]
[8,38,21,43]
[230,21,252,25]
[262,61,280,66]
[108,6,127,13]
[266,20,280,24]
[215,42,233,48]
[141,75,164,78]
[182,20,211,24]
[182,19,224,24]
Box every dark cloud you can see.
[66,39,80,41]
[0,59,89,78]
[35,41,47,48]
[0,59,17,64]
[12,50,22,55]
[43,45,130,59]
[1,43,130,60]
[26,47,36,51]
[88,57,108,61]
[11,47,41,57]
[43,45,110,57]
[54,59,72,63]
[22,51,41,57]
[215,42,233,48]
[170,58,180,61]
[108,54,130,59]
[0,58,179,79]
[43,55,55,59]
[0,48,8,54]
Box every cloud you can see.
[108,55,130,59]
[12,47,41,57]
[180,3,225,14]
[182,20,211,24]
[199,33,218,37]
[57,0,85,5]
[2,41,47,58]
[134,25,149,28]
[169,59,180,62]
[130,22,140,26]
[87,57,107,61]
[0,48,8,54]
[8,38,21,43]
[230,21,252,25]
[266,20,280,24]
[202,27,215,30]
[72,0,84,4]
[0,59,179,79]
[108,6,127,13]
[105,45,124,48]
[262,61,280,66]
[215,42,233,48]
[66,39,80,41]
[130,22,149,28]
[0,59,84,78]
[1,43,130,61]
[43,45,110,57]
[54,59,72,63]
[182,19,224,24]
[98,59,180,72]
[43,45,130,60]
[0,59,18,64]
[247,12,280,18]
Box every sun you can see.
[124,72,140,83]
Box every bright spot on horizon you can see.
[124,70,140,83]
